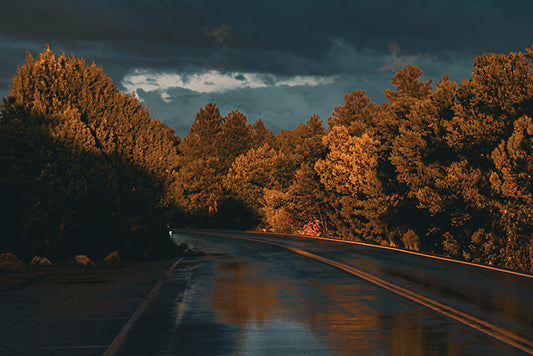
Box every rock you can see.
[104,251,121,264]
[75,255,95,267]
[0,253,25,272]
[31,256,52,267]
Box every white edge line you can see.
[103,258,182,356]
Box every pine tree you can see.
[489,115,533,271]
[328,89,378,136]
[1,47,182,260]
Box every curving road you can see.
[3,229,530,355]
[114,229,533,355]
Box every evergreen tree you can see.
[225,144,298,231]
[0,48,181,260]
[217,109,254,169]
[177,103,274,223]
[489,115,533,270]
[5,45,533,272]
[175,103,223,217]
[328,89,378,136]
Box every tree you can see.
[284,164,331,237]
[1,47,182,260]
[316,126,380,197]
[250,118,276,149]
[328,90,378,136]
[489,115,533,271]
[180,103,223,158]
[175,103,225,217]
[225,144,298,230]
[217,109,254,168]
[315,126,387,241]
[446,50,533,160]
[176,104,277,224]
[277,115,329,235]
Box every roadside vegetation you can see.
[1,46,532,272]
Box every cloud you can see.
[122,69,337,99]
[382,42,421,72]
[117,35,480,138]
[3,0,532,139]
[204,24,233,48]
[380,41,442,73]
[121,69,341,135]
[129,71,387,138]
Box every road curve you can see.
[182,230,533,354]
[112,229,532,355]
[236,230,533,345]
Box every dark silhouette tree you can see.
[0,47,182,260]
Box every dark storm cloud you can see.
[1,0,532,133]
[3,0,533,59]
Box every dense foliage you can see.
[0,48,181,260]
[1,46,532,272]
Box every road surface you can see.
[1,229,532,355]
[0,259,176,355]
[117,229,533,355]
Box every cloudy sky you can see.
[1,0,532,137]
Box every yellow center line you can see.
[247,230,533,279]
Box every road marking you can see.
[187,231,533,355]
[246,231,533,279]
[103,258,182,356]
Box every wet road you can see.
[0,259,176,355]
[115,230,532,355]
[227,231,533,345]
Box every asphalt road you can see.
[118,230,532,355]
[230,231,533,344]
[0,259,176,356]
[1,230,532,355]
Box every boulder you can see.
[104,251,121,264]
[75,255,95,267]
[31,256,53,267]
[0,253,25,272]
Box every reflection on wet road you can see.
[117,231,529,355]
[227,231,533,346]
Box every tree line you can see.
[1,46,532,271]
